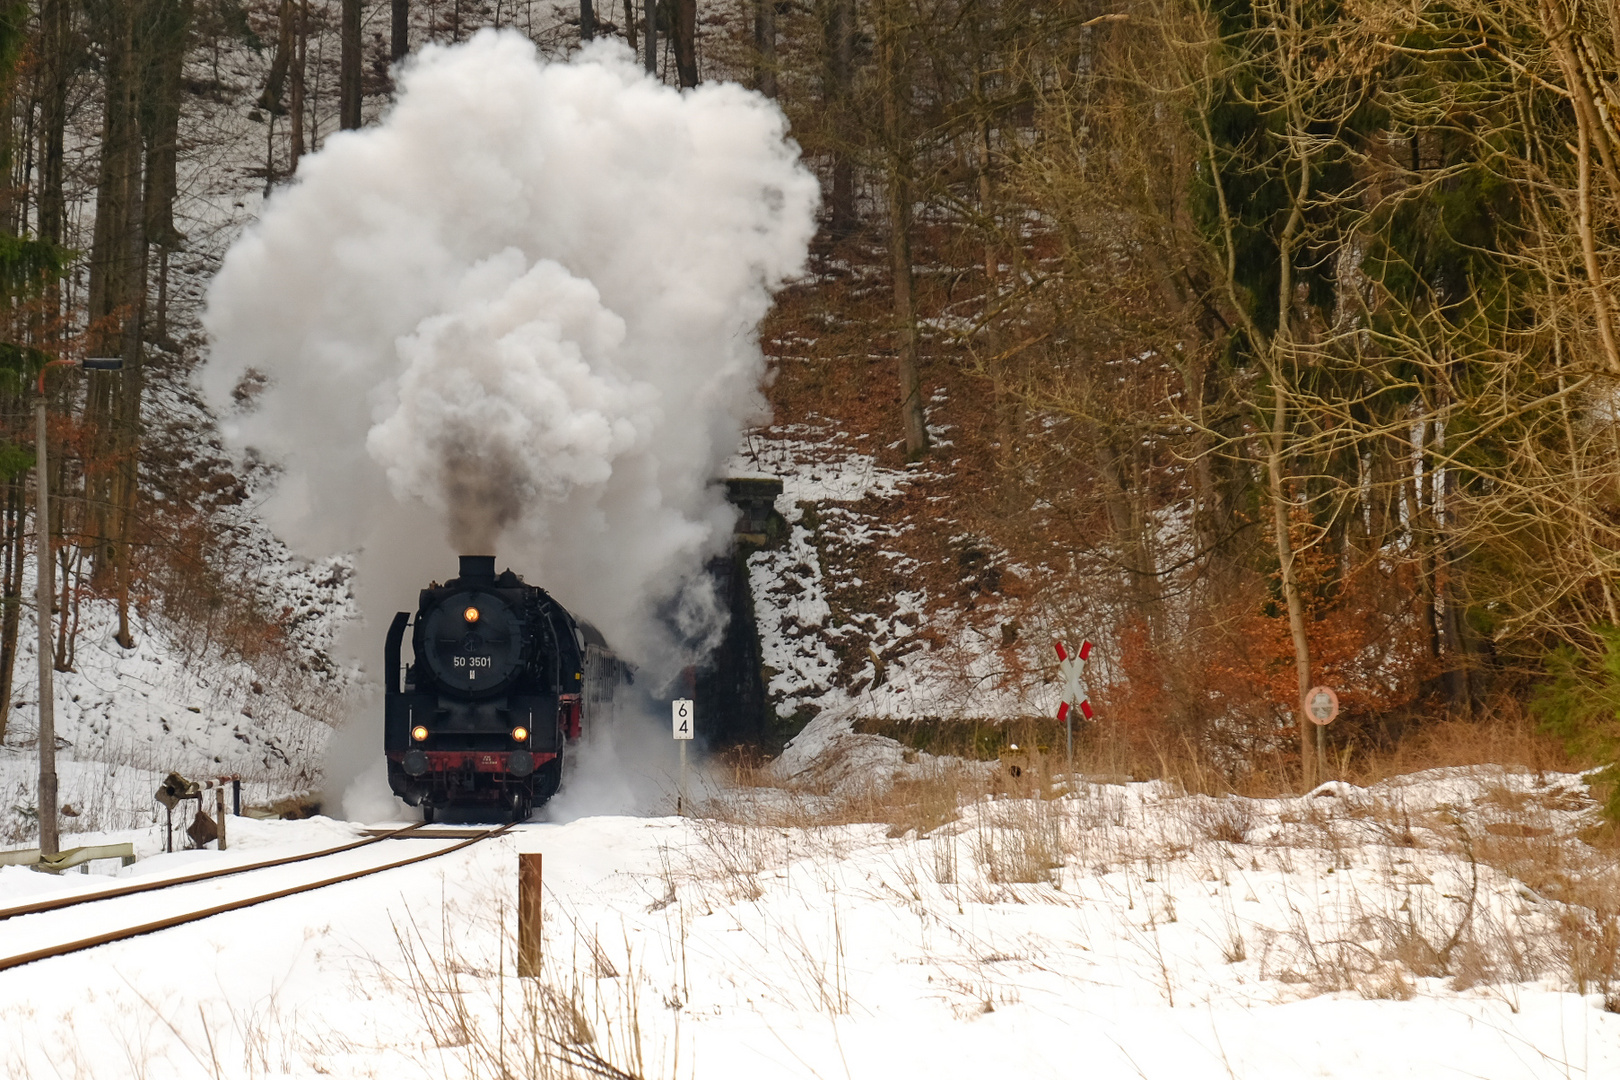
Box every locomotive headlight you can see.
[411,725,429,742]
[463,606,480,624]
[511,726,529,743]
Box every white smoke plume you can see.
[200,32,818,816]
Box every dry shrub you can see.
[690,817,775,902]
[697,749,976,838]
[881,765,967,837]
[711,746,781,789]
[1187,797,1253,844]
[1402,788,1619,999]
[387,909,666,1080]
[1261,896,1477,1000]
[1347,701,1574,787]
[972,799,1064,885]
[1554,905,1620,995]
[931,831,959,885]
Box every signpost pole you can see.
[1304,686,1340,787]
[1066,712,1073,787]
[33,357,120,861]
[34,390,57,860]
[672,698,694,815]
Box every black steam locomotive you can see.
[383,555,624,822]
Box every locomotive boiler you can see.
[383,555,624,822]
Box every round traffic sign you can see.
[1305,685,1339,725]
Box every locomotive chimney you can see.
[458,554,497,583]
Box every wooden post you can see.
[518,853,542,977]
[216,786,227,850]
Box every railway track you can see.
[0,821,432,921]
[0,822,515,973]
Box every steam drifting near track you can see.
[201,31,818,675]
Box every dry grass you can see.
[1345,705,1576,787]
[846,699,1582,806]
[971,798,1064,886]
[384,905,671,1080]
[696,723,1620,1010]
[695,754,975,837]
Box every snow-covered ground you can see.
[3,762,1616,1079]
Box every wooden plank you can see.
[2,843,136,871]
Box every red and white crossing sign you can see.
[1054,639,1094,722]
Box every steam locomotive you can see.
[383,555,625,822]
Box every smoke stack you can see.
[458,554,497,583]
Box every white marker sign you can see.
[672,698,694,740]
[1305,686,1339,725]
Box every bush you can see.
[1532,626,1620,819]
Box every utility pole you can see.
[34,356,122,860]
[34,386,57,858]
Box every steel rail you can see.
[0,821,430,922]
[0,823,514,973]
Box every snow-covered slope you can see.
[0,566,354,845]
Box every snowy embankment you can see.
[0,554,353,847]
[733,411,1065,739]
[2,762,1615,1079]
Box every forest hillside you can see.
[0,0,1612,804]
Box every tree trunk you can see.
[643,0,655,73]
[877,0,927,459]
[827,0,855,236]
[261,0,296,114]
[392,0,408,61]
[754,0,776,97]
[1266,381,1314,788]
[672,0,696,86]
[341,0,362,129]
[581,0,596,41]
[291,0,308,163]
[0,477,24,743]
[86,0,143,586]
[36,0,69,331]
